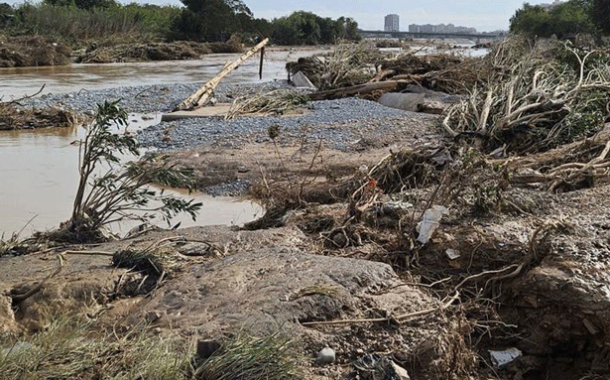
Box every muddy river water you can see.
[0,49,328,236]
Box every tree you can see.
[270,11,360,45]
[510,0,596,38]
[172,0,249,41]
[43,0,118,10]
[589,0,610,33]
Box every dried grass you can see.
[0,319,189,380]
[226,90,309,120]
[0,103,81,130]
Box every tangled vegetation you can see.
[443,37,610,154]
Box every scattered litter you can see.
[446,249,461,260]
[416,206,449,244]
[353,354,411,380]
[489,347,522,368]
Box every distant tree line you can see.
[0,0,361,45]
[510,0,610,39]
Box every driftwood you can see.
[307,80,406,101]
[417,98,447,114]
[175,38,269,111]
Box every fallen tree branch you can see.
[307,80,406,101]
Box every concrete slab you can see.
[161,104,233,122]
[161,103,310,122]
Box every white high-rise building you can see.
[384,14,400,32]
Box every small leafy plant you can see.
[47,101,201,243]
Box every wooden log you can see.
[307,80,406,101]
[175,38,269,111]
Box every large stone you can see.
[378,93,425,112]
[292,71,317,90]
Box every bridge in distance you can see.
[359,30,504,41]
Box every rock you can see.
[317,347,336,364]
[133,246,434,338]
[292,71,317,90]
[177,242,213,256]
[197,339,222,359]
[378,93,425,112]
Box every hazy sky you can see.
[5,0,554,32]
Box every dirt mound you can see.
[131,247,435,338]
[78,41,212,64]
[0,36,71,68]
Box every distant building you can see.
[384,14,400,32]
[408,23,477,34]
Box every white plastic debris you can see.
[446,249,461,260]
[489,348,522,368]
[416,206,449,244]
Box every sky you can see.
[4,0,556,32]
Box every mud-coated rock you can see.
[135,247,435,337]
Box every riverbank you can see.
[0,34,333,68]
[5,38,610,380]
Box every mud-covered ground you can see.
[3,78,610,380]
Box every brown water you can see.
[0,49,328,99]
[0,50,329,236]
[0,116,263,236]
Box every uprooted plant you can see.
[443,37,610,155]
[42,101,201,243]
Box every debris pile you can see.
[0,102,81,130]
[0,36,71,67]
[77,41,213,64]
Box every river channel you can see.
[0,49,327,236]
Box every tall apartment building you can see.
[384,14,400,32]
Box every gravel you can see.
[137,97,410,151]
[24,80,293,114]
[22,81,432,152]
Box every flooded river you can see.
[0,49,328,236]
[0,49,328,100]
